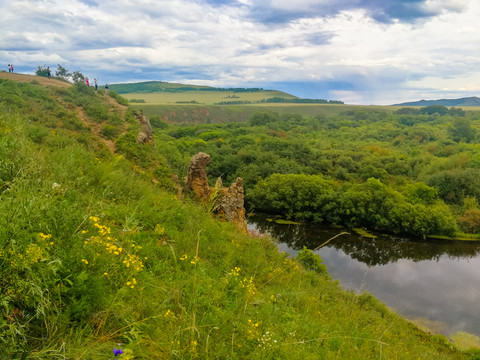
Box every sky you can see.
[1,0,480,105]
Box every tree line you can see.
[150,106,480,238]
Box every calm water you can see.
[248,216,480,336]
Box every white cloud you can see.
[2,0,480,103]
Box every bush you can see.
[296,247,328,275]
[100,124,120,139]
[247,174,335,222]
[109,91,129,106]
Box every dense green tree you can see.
[421,105,448,115]
[427,168,480,204]
[150,106,480,236]
[71,70,86,84]
[249,111,279,126]
[248,174,335,222]
[55,64,71,81]
[35,65,50,77]
[449,117,476,143]
[404,182,438,205]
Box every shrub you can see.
[296,247,328,275]
[100,124,120,139]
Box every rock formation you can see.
[185,152,247,232]
[215,177,247,233]
[135,112,154,144]
[185,152,211,201]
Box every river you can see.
[248,216,480,337]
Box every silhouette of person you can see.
[105,83,109,95]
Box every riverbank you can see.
[249,216,480,349]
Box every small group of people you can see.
[85,77,108,94]
[7,64,14,73]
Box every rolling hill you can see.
[109,80,344,105]
[393,96,480,107]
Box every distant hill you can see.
[109,81,273,94]
[393,96,480,107]
[110,80,344,105]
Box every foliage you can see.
[248,174,335,222]
[55,64,71,81]
[449,118,476,143]
[71,70,86,84]
[296,247,328,274]
[148,107,480,237]
[421,105,449,115]
[249,175,457,237]
[109,91,129,106]
[35,65,50,77]
[36,64,72,82]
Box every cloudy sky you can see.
[1,0,480,104]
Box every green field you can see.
[122,89,296,105]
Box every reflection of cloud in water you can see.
[318,249,480,336]
[249,217,480,336]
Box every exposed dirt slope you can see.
[0,71,131,153]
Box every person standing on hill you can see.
[105,83,109,95]
[9,64,13,73]
[94,78,98,91]
[47,67,51,78]
[86,77,90,86]
[7,64,11,73]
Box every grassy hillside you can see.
[109,81,343,106]
[109,81,296,106]
[0,75,478,359]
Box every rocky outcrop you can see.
[215,177,247,233]
[135,112,154,144]
[185,152,247,232]
[185,152,211,201]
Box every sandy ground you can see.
[0,71,72,88]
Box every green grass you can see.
[122,90,294,105]
[0,77,478,359]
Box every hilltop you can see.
[393,96,480,107]
[0,71,72,88]
[109,80,344,106]
[0,74,477,359]
[109,81,270,94]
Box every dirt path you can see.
[75,105,118,153]
[74,94,130,154]
[2,71,132,154]
[0,72,72,88]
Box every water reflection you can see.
[248,216,480,336]
[249,216,480,265]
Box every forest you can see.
[146,105,480,238]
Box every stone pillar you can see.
[185,152,211,201]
